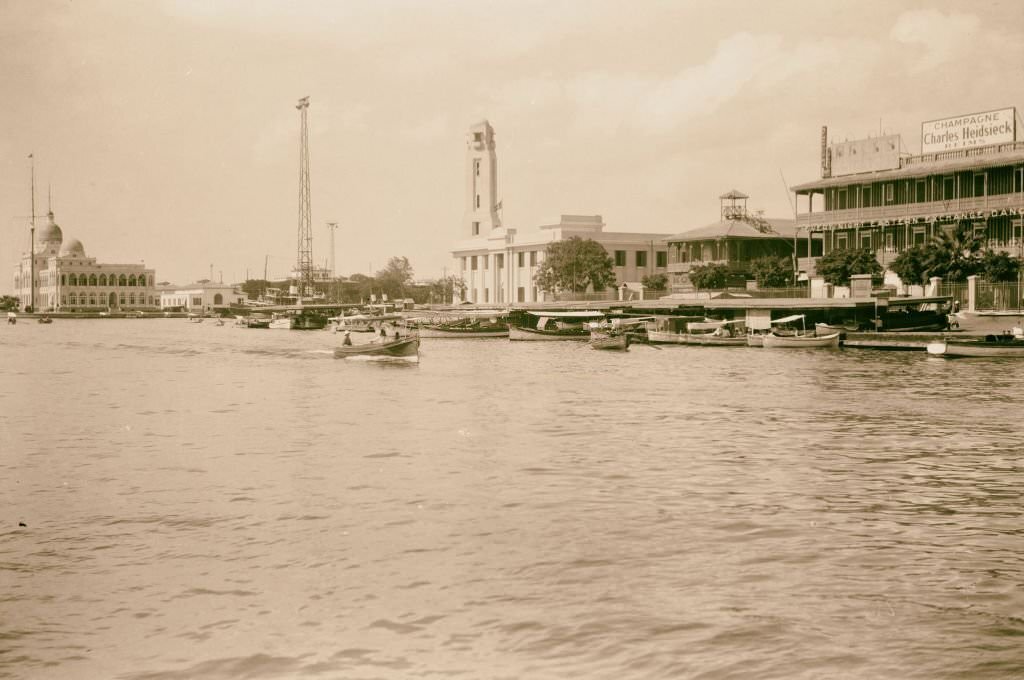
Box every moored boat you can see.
[761,314,840,348]
[417,316,508,338]
[37,315,53,324]
[509,311,605,341]
[926,333,1024,358]
[762,331,840,348]
[334,335,420,358]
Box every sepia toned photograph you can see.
[2,1,1023,678]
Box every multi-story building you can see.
[12,210,156,312]
[451,121,670,304]
[665,190,812,292]
[791,107,1024,277]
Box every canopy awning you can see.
[526,310,605,318]
[772,314,805,324]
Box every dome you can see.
[35,211,63,252]
[60,238,85,257]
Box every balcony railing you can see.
[797,193,1024,228]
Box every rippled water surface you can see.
[2,319,1022,679]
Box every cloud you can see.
[890,9,981,72]
[561,32,880,136]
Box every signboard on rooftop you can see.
[921,107,1016,153]
[829,135,901,176]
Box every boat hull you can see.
[508,326,589,341]
[590,333,629,350]
[746,334,764,347]
[762,332,840,348]
[926,337,1024,357]
[335,336,420,358]
[646,329,745,346]
[418,325,508,338]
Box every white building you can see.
[12,211,156,312]
[451,121,670,304]
[159,283,246,313]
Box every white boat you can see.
[268,314,292,329]
[509,311,605,341]
[761,314,840,349]
[646,317,745,346]
[186,313,203,323]
[926,334,1024,358]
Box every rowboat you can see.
[926,334,1024,358]
[761,314,840,349]
[646,318,746,346]
[334,335,420,358]
[509,310,605,341]
[762,331,840,348]
[589,331,629,350]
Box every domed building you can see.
[13,211,156,312]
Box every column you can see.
[967,275,977,312]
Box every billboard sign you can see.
[921,108,1016,153]
[829,135,901,177]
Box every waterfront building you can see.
[664,191,815,293]
[451,121,670,303]
[792,108,1024,278]
[159,283,246,313]
[11,211,156,312]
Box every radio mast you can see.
[295,96,313,303]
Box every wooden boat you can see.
[761,314,840,348]
[589,331,629,350]
[331,312,404,333]
[926,333,1024,358]
[334,335,420,358]
[815,321,858,338]
[646,317,745,346]
[878,296,952,331]
[509,311,605,341]
[245,315,271,329]
[37,316,53,324]
[187,313,204,323]
[645,315,704,344]
[762,331,840,348]
[417,317,508,338]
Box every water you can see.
[1,320,1022,679]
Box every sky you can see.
[2,0,1023,288]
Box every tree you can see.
[428,275,467,304]
[687,262,731,290]
[816,247,883,286]
[925,221,984,282]
[981,250,1020,282]
[749,256,793,288]
[534,237,615,293]
[888,245,931,286]
[375,256,414,299]
[0,295,18,311]
[642,273,668,291]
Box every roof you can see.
[525,310,605,317]
[792,147,1024,192]
[664,217,797,242]
[719,189,749,200]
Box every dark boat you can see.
[334,335,420,358]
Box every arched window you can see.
[89,274,97,286]
[99,274,107,286]
[69,273,77,286]
[214,293,223,305]
[119,274,127,286]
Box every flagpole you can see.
[29,154,35,312]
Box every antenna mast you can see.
[295,96,313,303]
[326,222,338,278]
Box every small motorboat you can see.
[761,314,840,348]
[37,315,53,324]
[926,333,1024,358]
[334,335,420,359]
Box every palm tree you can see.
[925,221,984,282]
